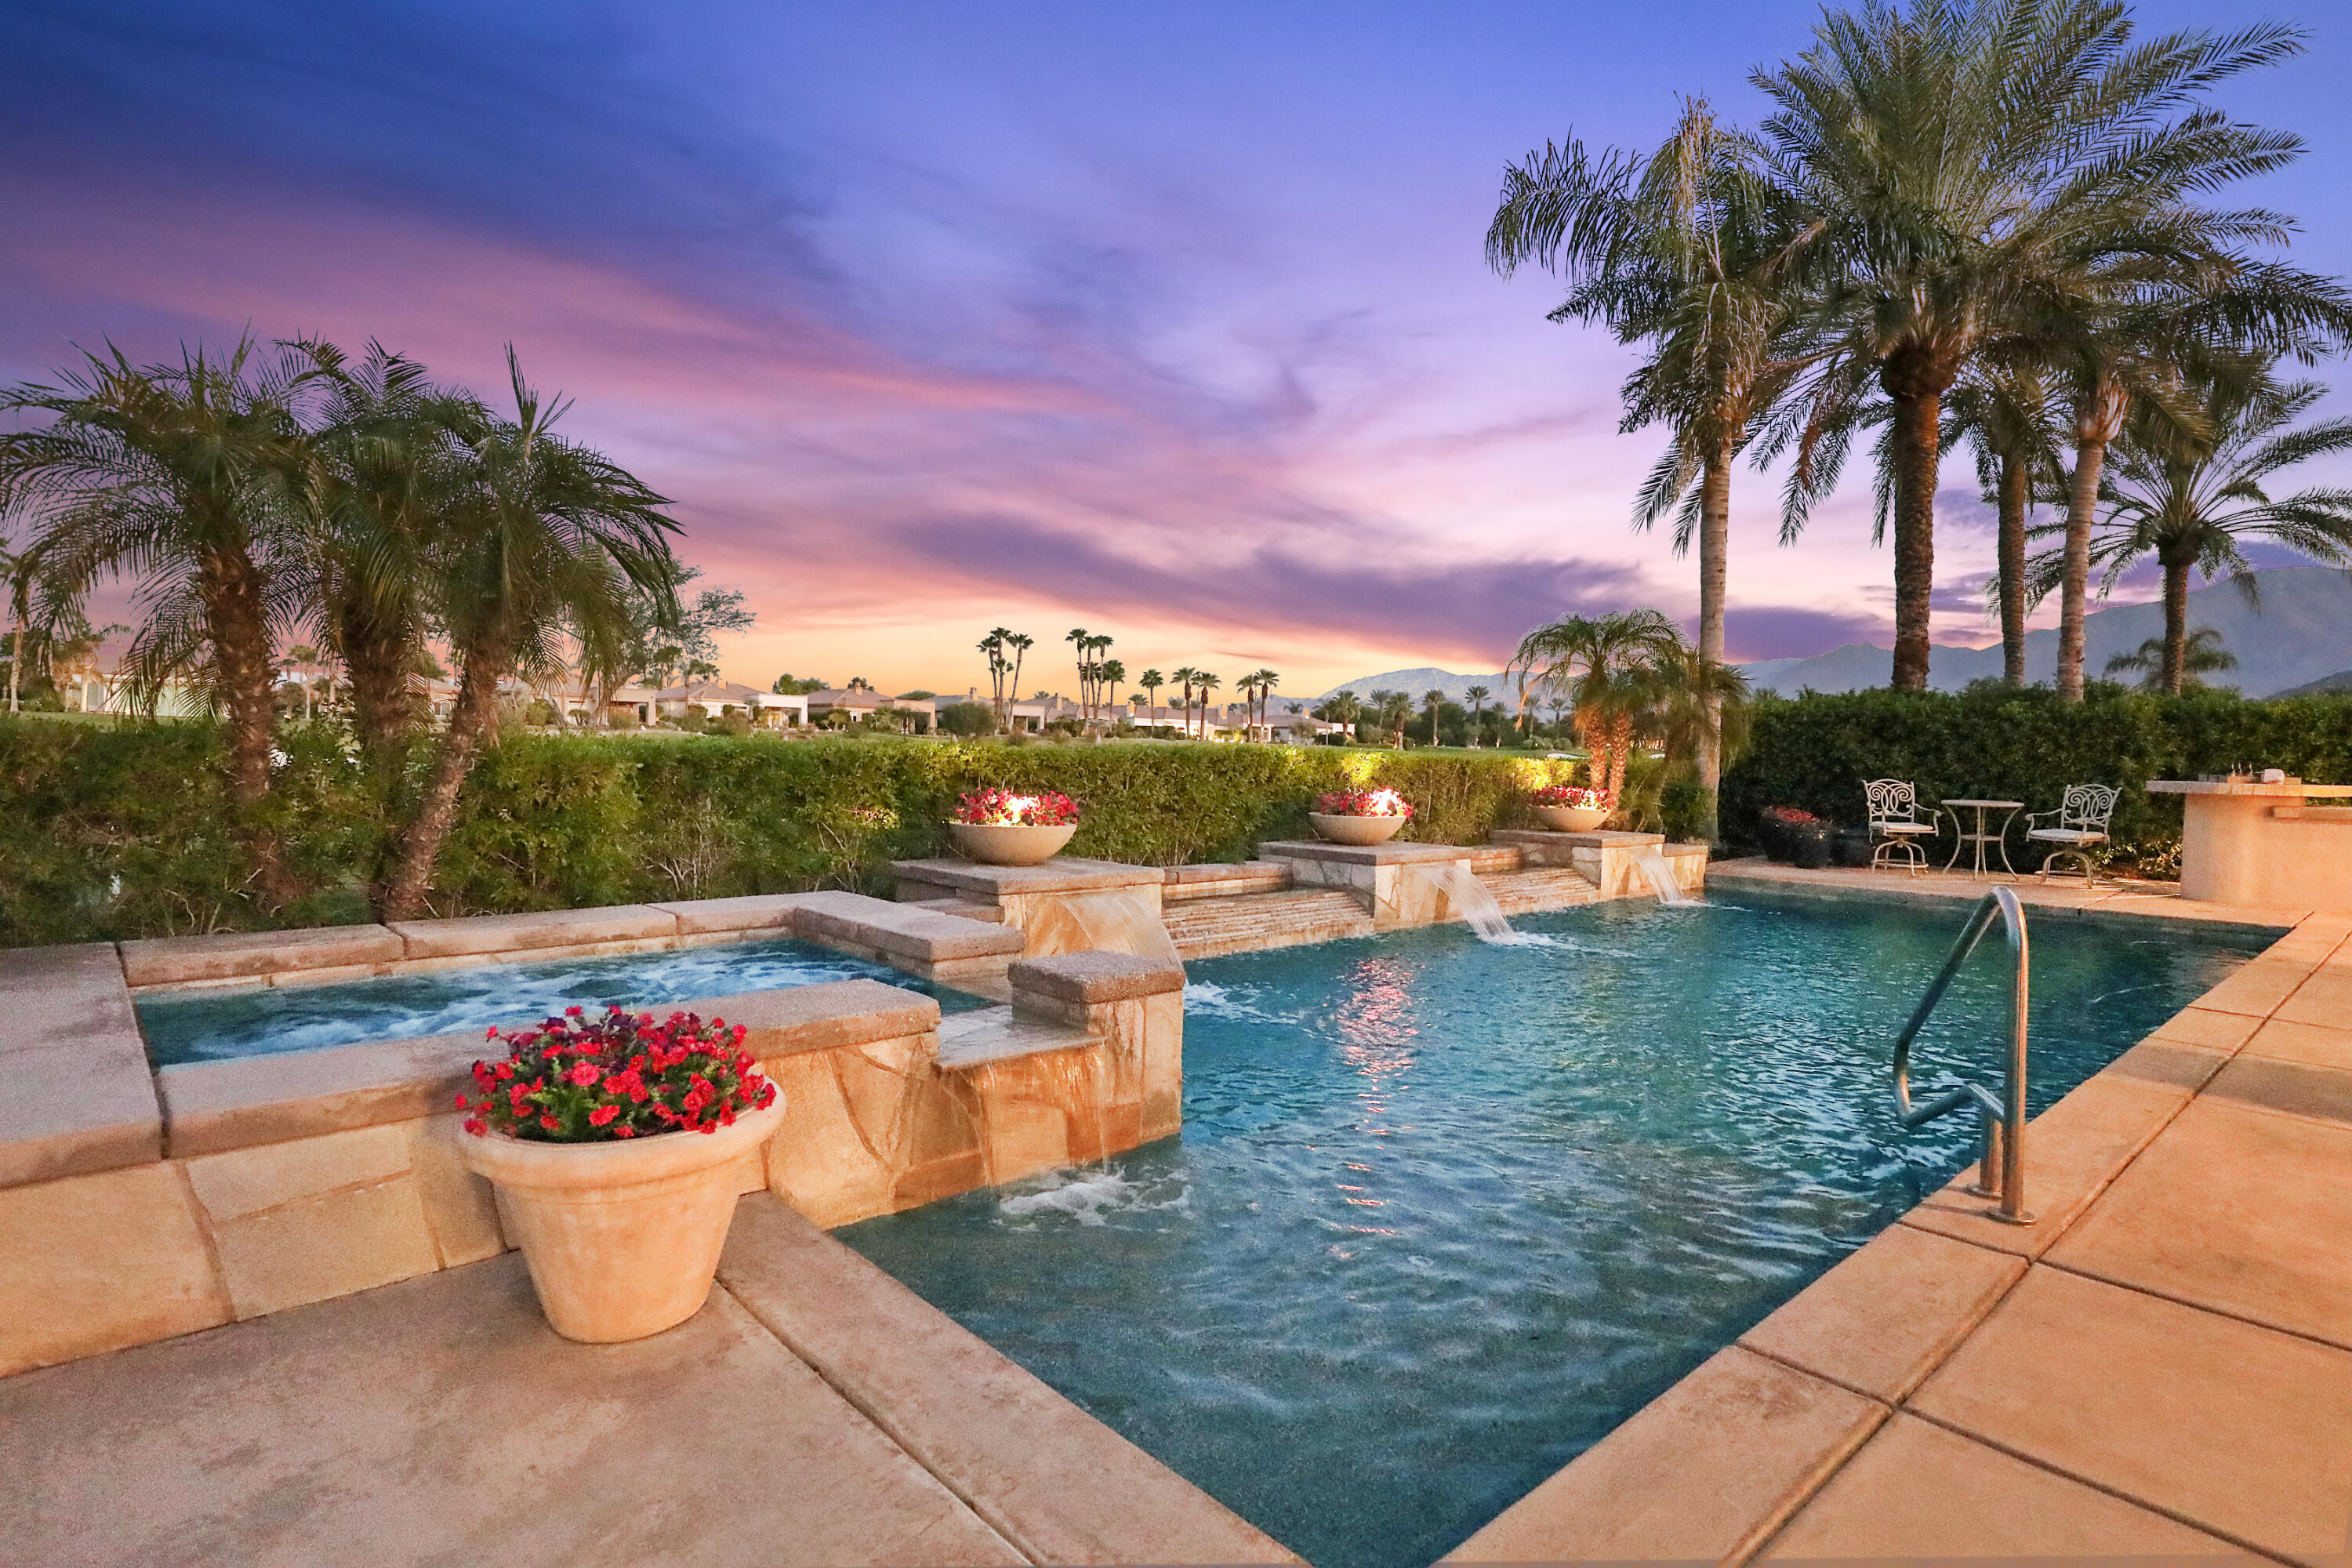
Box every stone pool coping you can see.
[1448,859,2352,1561]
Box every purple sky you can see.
[6,1,2348,696]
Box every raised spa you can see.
[136,935,993,1065]
[838,891,2270,1568]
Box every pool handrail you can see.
[1891,886,2034,1225]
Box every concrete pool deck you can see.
[7,856,2349,1563]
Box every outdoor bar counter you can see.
[2149,777,2352,912]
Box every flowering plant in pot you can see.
[1759,805,1831,868]
[458,1005,783,1343]
[947,786,1081,865]
[1308,786,1414,846]
[1529,783,1613,833]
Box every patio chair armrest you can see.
[2023,808,2058,829]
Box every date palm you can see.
[1464,684,1490,746]
[1490,99,1811,833]
[1138,667,1164,731]
[2045,368,2352,695]
[1240,667,1279,740]
[1004,633,1033,730]
[1191,671,1221,739]
[1513,609,1681,801]
[1760,0,2313,693]
[1169,666,1198,738]
[0,338,314,899]
[1944,363,2065,684]
[1422,688,1446,747]
[379,350,681,920]
[2104,628,2235,693]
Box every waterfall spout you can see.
[1633,848,1701,906]
[1412,862,1521,942]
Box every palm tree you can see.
[2,543,28,715]
[1138,667,1165,731]
[1422,689,1446,747]
[1170,666,1199,738]
[1944,364,2066,684]
[1192,671,1221,739]
[0,338,314,899]
[1100,658,1125,727]
[292,338,481,763]
[1065,627,1091,722]
[1316,688,1360,740]
[1239,667,1279,739]
[1490,98,1810,831]
[2057,370,2352,694]
[379,350,681,920]
[1465,684,1490,745]
[1513,609,1681,802]
[1004,633,1033,731]
[2105,629,2236,692]
[1760,1,2313,693]
[1369,689,1411,748]
[281,642,320,720]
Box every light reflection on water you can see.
[840,893,2271,1568]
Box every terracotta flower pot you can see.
[461,1097,785,1343]
[947,821,1077,865]
[1535,804,1612,833]
[1308,811,1408,846]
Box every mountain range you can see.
[1319,567,2352,702]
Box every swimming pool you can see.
[138,936,994,1066]
[838,891,2270,1568]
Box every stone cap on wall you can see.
[121,925,406,989]
[1009,950,1186,1006]
[892,857,1167,895]
[0,943,162,1186]
[1162,859,1291,885]
[388,905,677,960]
[794,895,1025,962]
[1256,839,1478,865]
[1490,829,1667,849]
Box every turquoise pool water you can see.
[838,893,2270,1568]
[139,936,993,1065]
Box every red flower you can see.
[567,1063,601,1087]
[539,1115,561,1133]
[587,1105,620,1127]
[463,1004,776,1145]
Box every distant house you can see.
[657,681,808,727]
[805,688,935,733]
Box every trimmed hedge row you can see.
[1722,686,2352,862]
[0,721,1577,945]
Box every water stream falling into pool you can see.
[1407,862,1519,942]
[1633,847,1703,906]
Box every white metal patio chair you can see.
[2026,784,2120,884]
[1864,779,1940,873]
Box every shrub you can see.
[935,702,993,736]
[1722,686,2352,862]
[0,724,1580,943]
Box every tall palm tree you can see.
[1169,666,1198,737]
[1192,671,1221,739]
[1422,688,1446,747]
[1760,0,2311,693]
[1004,633,1033,730]
[1370,689,1411,748]
[1065,627,1091,721]
[0,339,314,899]
[1100,658,1125,727]
[1945,363,2065,684]
[1465,684,1490,746]
[1138,667,1164,731]
[2105,629,2235,692]
[379,350,681,920]
[1513,609,1682,800]
[281,642,320,720]
[1316,688,1360,740]
[1238,667,1279,739]
[1490,99,1811,837]
[2046,370,2352,694]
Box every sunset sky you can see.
[7,1,2350,699]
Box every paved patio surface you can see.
[1452,863,2352,1564]
[0,1196,1295,1567]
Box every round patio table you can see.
[1942,798,2023,877]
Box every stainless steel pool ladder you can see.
[1892,887,2034,1225]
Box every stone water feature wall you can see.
[0,896,1181,1377]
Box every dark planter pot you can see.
[1755,816,1788,862]
[1832,826,1875,868]
[1787,825,1834,869]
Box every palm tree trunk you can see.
[2160,554,2192,695]
[1607,713,1632,802]
[1694,441,1731,844]
[1887,388,1943,691]
[7,616,20,715]
[1996,452,2029,685]
[340,599,418,765]
[379,644,504,920]
[2056,437,2109,703]
[201,549,299,905]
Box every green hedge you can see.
[1722,686,2352,863]
[0,722,1575,945]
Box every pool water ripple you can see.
[840,893,2268,1568]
